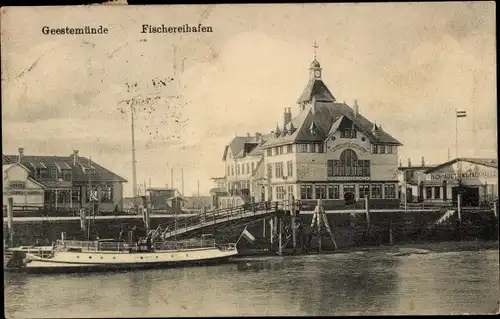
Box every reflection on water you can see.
[4,248,499,317]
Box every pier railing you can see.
[160,200,287,239]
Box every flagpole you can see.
[236,225,248,245]
[455,109,459,160]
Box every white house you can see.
[3,163,45,208]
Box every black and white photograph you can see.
[1,2,498,317]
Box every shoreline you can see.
[237,240,499,258]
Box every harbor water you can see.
[4,243,499,317]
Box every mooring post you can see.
[291,196,297,254]
[263,218,266,237]
[457,194,462,222]
[389,219,393,245]
[365,197,370,229]
[493,200,498,218]
[278,217,283,256]
[7,197,14,247]
[317,199,322,253]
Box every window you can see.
[275,146,284,155]
[333,160,340,176]
[328,185,340,199]
[363,160,370,176]
[297,144,308,153]
[287,161,293,177]
[276,186,286,200]
[9,181,26,189]
[236,164,240,175]
[101,184,113,201]
[38,168,49,179]
[426,187,432,199]
[300,185,313,199]
[72,186,81,203]
[434,186,441,199]
[372,144,378,154]
[385,184,396,199]
[267,164,273,178]
[251,162,255,173]
[339,149,359,177]
[50,167,57,180]
[241,164,245,175]
[231,166,234,176]
[386,145,392,154]
[379,145,386,154]
[359,185,370,198]
[327,160,334,177]
[246,163,250,175]
[371,184,382,199]
[286,145,293,153]
[269,187,273,201]
[287,186,294,199]
[315,185,326,199]
[266,149,272,156]
[275,162,283,178]
[341,129,357,138]
[318,144,324,153]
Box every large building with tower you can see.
[216,53,403,209]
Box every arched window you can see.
[340,149,358,177]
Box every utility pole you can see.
[131,103,138,198]
[170,168,174,189]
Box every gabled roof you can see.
[425,158,498,174]
[263,101,403,148]
[4,154,127,183]
[222,135,268,161]
[3,163,46,188]
[297,78,336,104]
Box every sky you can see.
[1,2,497,197]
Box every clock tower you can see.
[297,41,336,108]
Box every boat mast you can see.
[131,102,138,199]
[87,157,92,241]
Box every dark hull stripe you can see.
[6,256,235,274]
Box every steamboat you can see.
[5,234,238,273]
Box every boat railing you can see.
[216,243,237,252]
[153,238,217,251]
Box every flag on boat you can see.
[456,110,467,118]
[241,226,256,242]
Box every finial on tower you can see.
[313,41,319,60]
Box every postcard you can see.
[2,3,498,317]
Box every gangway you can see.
[160,201,286,239]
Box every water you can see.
[4,246,499,317]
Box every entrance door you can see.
[344,192,355,205]
[406,188,413,203]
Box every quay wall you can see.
[4,209,498,250]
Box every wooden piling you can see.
[7,197,14,247]
[494,201,498,218]
[317,199,322,253]
[278,217,283,256]
[389,219,393,245]
[457,194,462,222]
[291,196,297,254]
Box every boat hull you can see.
[5,247,238,274]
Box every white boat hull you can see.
[6,246,238,273]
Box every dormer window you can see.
[309,122,318,135]
[341,129,356,139]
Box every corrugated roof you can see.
[425,158,498,173]
[4,154,127,183]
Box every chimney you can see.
[255,132,262,143]
[354,100,359,117]
[73,150,79,166]
[421,156,425,167]
[284,107,292,125]
[408,158,412,167]
[18,147,24,163]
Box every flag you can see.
[241,226,256,242]
[456,110,467,118]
